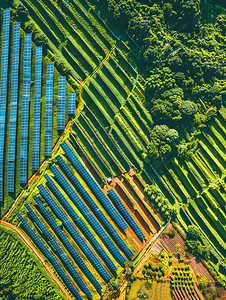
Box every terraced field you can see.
[157,112,226,270]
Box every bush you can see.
[169,229,176,238]
[187,225,200,239]
[181,101,198,116]
[33,32,48,46]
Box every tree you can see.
[110,278,122,289]
[187,225,200,239]
[199,276,211,289]
[181,101,198,116]
[33,32,48,46]
[130,274,136,282]
[166,129,179,143]
[175,243,180,251]
[147,125,179,159]
[197,245,210,259]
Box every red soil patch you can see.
[188,255,214,282]
[217,286,226,300]
[160,223,186,256]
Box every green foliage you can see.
[98,0,226,114]
[198,276,218,299]
[147,125,179,159]
[144,184,177,220]
[187,225,200,239]
[0,227,66,300]
[15,4,29,22]
[181,101,198,116]
[176,139,198,160]
[110,278,122,289]
[185,225,210,259]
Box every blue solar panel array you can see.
[37,183,111,281]
[68,93,76,115]
[56,155,133,257]
[45,169,117,272]
[45,63,54,156]
[20,34,32,183]
[55,156,130,261]
[108,189,146,240]
[0,8,10,200]
[8,22,21,192]
[25,203,92,297]
[16,212,83,300]
[58,77,66,130]
[33,196,102,290]
[60,141,129,231]
[32,46,42,172]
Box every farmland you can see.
[1,0,226,299]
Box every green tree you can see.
[187,225,200,239]
[110,278,122,290]
[181,101,198,116]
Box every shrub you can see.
[169,229,176,238]
[187,225,200,239]
[181,101,198,116]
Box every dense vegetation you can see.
[94,0,226,159]
[96,0,226,106]
[0,226,67,300]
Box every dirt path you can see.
[0,220,73,300]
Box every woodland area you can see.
[95,0,226,160]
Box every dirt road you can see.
[0,220,73,300]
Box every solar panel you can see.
[108,189,145,240]
[7,22,21,192]
[16,212,83,300]
[46,169,119,270]
[45,63,54,156]
[37,184,111,281]
[0,8,10,200]
[32,46,42,171]
[58,77,66,130]
[55,156,127,262]
[33,196,102,290]
[60,141,129,231]
[68,93,76,115]
[25,203,92,297]
[20,34,32,184]
[56,154,133,257]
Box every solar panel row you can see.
[20,34,32,183]
[8,22,21,192]
[33,196,102,290]
[56,154,133,257]
[108,189,146,240]
[45,63,54,157]
[25,203,92,297]
[60,141,129,231]
[46,169,118,271]
[16,212,83,300]
[37,183,111,281]
[55,155,129,262]
[32,46,42,171]
[0,8,10,200]
[68,93,76,115]
[58,77,66,130]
